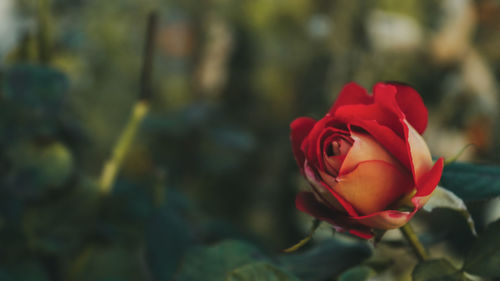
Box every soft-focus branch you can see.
[37,0,52,64]
[98,12,158,194]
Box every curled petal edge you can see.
[304,160,360,217]
[328,82,372,115]
[290,117,316,173]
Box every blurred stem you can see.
[99,101,149,194]
[37,0,52,64]
[67,246,94,281]
[17,32,36,62]
[153,169,167,207]
[98,12,158,194]
[400,223,428,261]
[444,144,475,166]
[139,12,158,101]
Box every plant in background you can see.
[3,2,500,280]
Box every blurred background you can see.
[1,0,500,280]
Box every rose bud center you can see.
[323,134,353,177]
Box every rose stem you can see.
[400,223,428,261]
[37,0,52,64]
[98,12,158,194]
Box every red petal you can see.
[320,131,352,173]
[392,83,428,134]
[302,118,347,168]
[295,191,373,239]
[290,117,316,172]
[374,82,428,135]
[406,120,434,183]
[328,82,372,115]
[295,191,343,227]
[334,103,403,138]
[348,120,411,171]
[304,161,359,216]
[412,158,444,208]
[351,209,413,229]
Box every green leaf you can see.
[441,162,500,201]
[227,262,301,281]
[145,207,196,281]
[76,246,145,281]
[423,186,476,235]
[464,219,500,277]
[6,260,50,281]
[338,266,375,281]
[279,238,371,281]
[176,240,268,281]
[3,64,68,112]
[412,259,466,281]
[0,269,14,281]
[5,140,74,198]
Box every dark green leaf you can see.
[176,240,268,281]
[278,238,371,281]
[5,141,74,198]
[338,266,375,281]
[145,207,196,281]
[464,219,500,277]
[422,186,476,235]
[412,259,466,281]
[6,260,50,281]
[0,269,14,281]
[227,262,301,281]
[76,247,145,281]
[3,64,68,112]
[441,162,500,201]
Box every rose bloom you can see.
[290,82,443,239]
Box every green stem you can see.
[98,101,149,194]
[400,223,428,261]
[37,0,52,64]
[444,143,475,166]
[97,12,158,194]
[283,219,320,253]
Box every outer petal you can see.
[304,161,358,216]
[328,82,372,115]
[352,210,412,229]
[340,131,402,174]
[372,84,432,182]
[347,119,411,171]
[389,82,428,134]
[352,158,444,230]
[406,120,434,183]
[330,160,413,215]
[334,102,404,138]
[295,191,374,239]
[290,117,316,172]
[295,191,345,230]
[412,158,444,208]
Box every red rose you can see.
[290,82,443,239]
